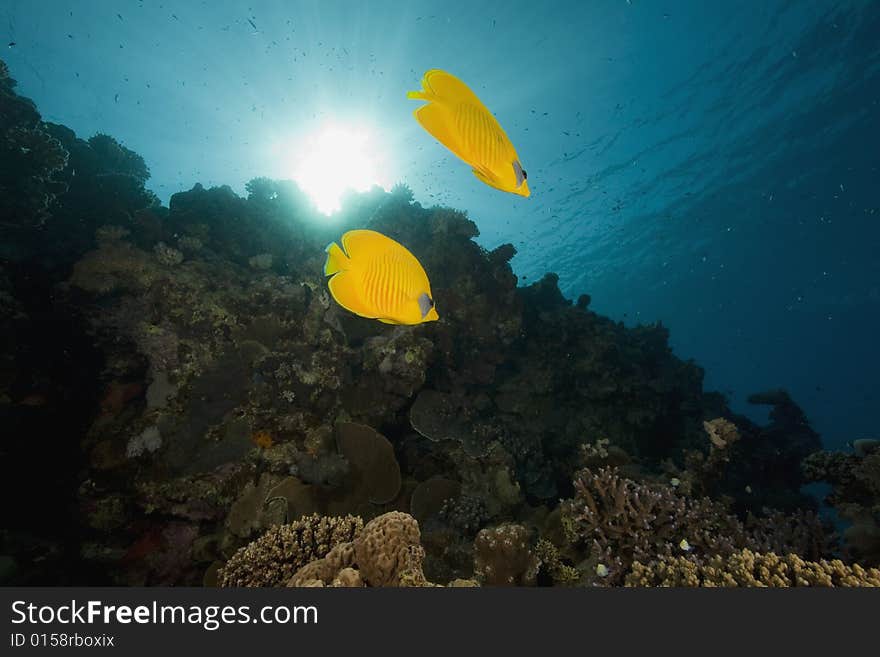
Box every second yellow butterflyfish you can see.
[407,69,530,197]
[323,229,439,325]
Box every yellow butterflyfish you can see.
[323,229,439,325]
[407,69,530,197]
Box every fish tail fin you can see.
[324,241,350,277]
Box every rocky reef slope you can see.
[2,59,876,586]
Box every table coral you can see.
[335,422,401,504]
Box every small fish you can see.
[679,539,693,552]
[324,230,439,325]
[114,93,119,103]
[595,563,609,578]
[670,477,681,487]
[7,41,15,48]
[248,18,257,30]
[407,69,530,197]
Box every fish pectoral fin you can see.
[412,103,468,163]
[328,273,375,319]
[324,241,350,276]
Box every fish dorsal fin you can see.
[421,69,486,108]
[340,229,393,260]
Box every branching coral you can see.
[561,467,768,584]
[534,539,581,586]
[626,549,880,587]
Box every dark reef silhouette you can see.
[1,59,877,586]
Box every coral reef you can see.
[0,61,68,229]
[803,448,880,565]
[626,549,880,587]
[0,59,871,587]
[473,523,539,586]
[217,514,362,587]
[559,466,831,585]
[561,467,754,584]
[350,511,424,587]
[221,511,430,588]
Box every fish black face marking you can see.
[513,160,527,187]
[418,292,434,318]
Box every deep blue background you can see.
[4,0,878,447]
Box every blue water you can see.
[5,0,878,448]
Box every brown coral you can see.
[353,511,423,587]
[286,511,429,587]
[626,549,880,587]
[474,523,539,586]
[217,514,363,587]
[251,430,274,449]
[288,542,358,586]
[561,467,767,583]
[335,422,401,504]
[534,539,581,586]
[802,449,880,564]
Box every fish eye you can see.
[522,169,528,180]
[428,297,434,307]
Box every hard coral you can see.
[353,511,423,587]
[474,523,539,586]
[217,514,363,587]
[334,422,401,505]
[626,549,880,587]
[561,467,762,584]
[287,512,429,587]
[288,541,358,587]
